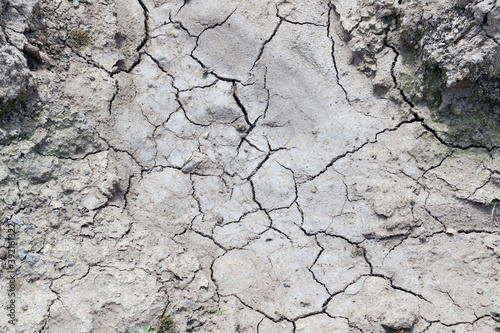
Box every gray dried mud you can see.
[1,0,499,332]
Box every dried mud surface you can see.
[1,0,500,332]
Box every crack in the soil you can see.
[327,4,350,103]
[419,148,453,180]
[196,8,237,39]
[481,14,500,46]
[230,293,291,323]
[307,117,420,182]
[422,312,493,330]
[38,280,59,333]
[135,0,149,52]
[383,39,415,108]
[468,171,493,200]
[251,18,282,71]
[276,2,328,28]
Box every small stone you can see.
[235,123,247,132]
[49,219,61,228]
[0,247,7,260]
[68,262,75,267]
[184,300,195,310]
[82,193,107,210]
[477,289,483,295]
[182,159,202,174]
[34,280,41,287]
[0,164,8,182]
[18,252,27,260]
[446,228,458,235]
[26,253,41,266]
[377,8,393,18]
[10,215,24,226]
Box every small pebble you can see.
[235,123,247,132]
[0,247,7,260]
[477,289,483,295]
[49,220,61,228]
[11,215,24,226]
[26,253,41,266]
[18,252,27,260]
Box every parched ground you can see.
[0,0,499,332]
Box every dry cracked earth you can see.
[1,0,500,332]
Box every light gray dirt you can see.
[0,0,499,332]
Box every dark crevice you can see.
[276,2,328,27]
[233,83,258,150]
[279,17,327,27]
[423,313,493,329]
[65,42,113,76]
[308,118,420,182]
[467,171,493,200]
[444,228,500,235]
[303,238,332,301]
[38,280,59,333]
[419,149,453,179]
[195,7,237,38]
[213,209,261,229]
[135,0,149,52]
[229,293,289,323]
[190,49,245,84]
[167,13,195,39]
[33,147,107,162]
[417,118,495,151]
[369,273,434,304]
[384,39,415,108]
[107,78,118,116]
[327,4,350,103]
[246,153,271,180]
[480,14,500,45]
[251,19,283,71]
[191,229,227,251]
[178,80,219,93]
[232,83,253,127]
[94,132,144,169]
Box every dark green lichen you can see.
[395,30,500,148]
[68,29,90,48]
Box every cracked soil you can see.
[1,0,500,332]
